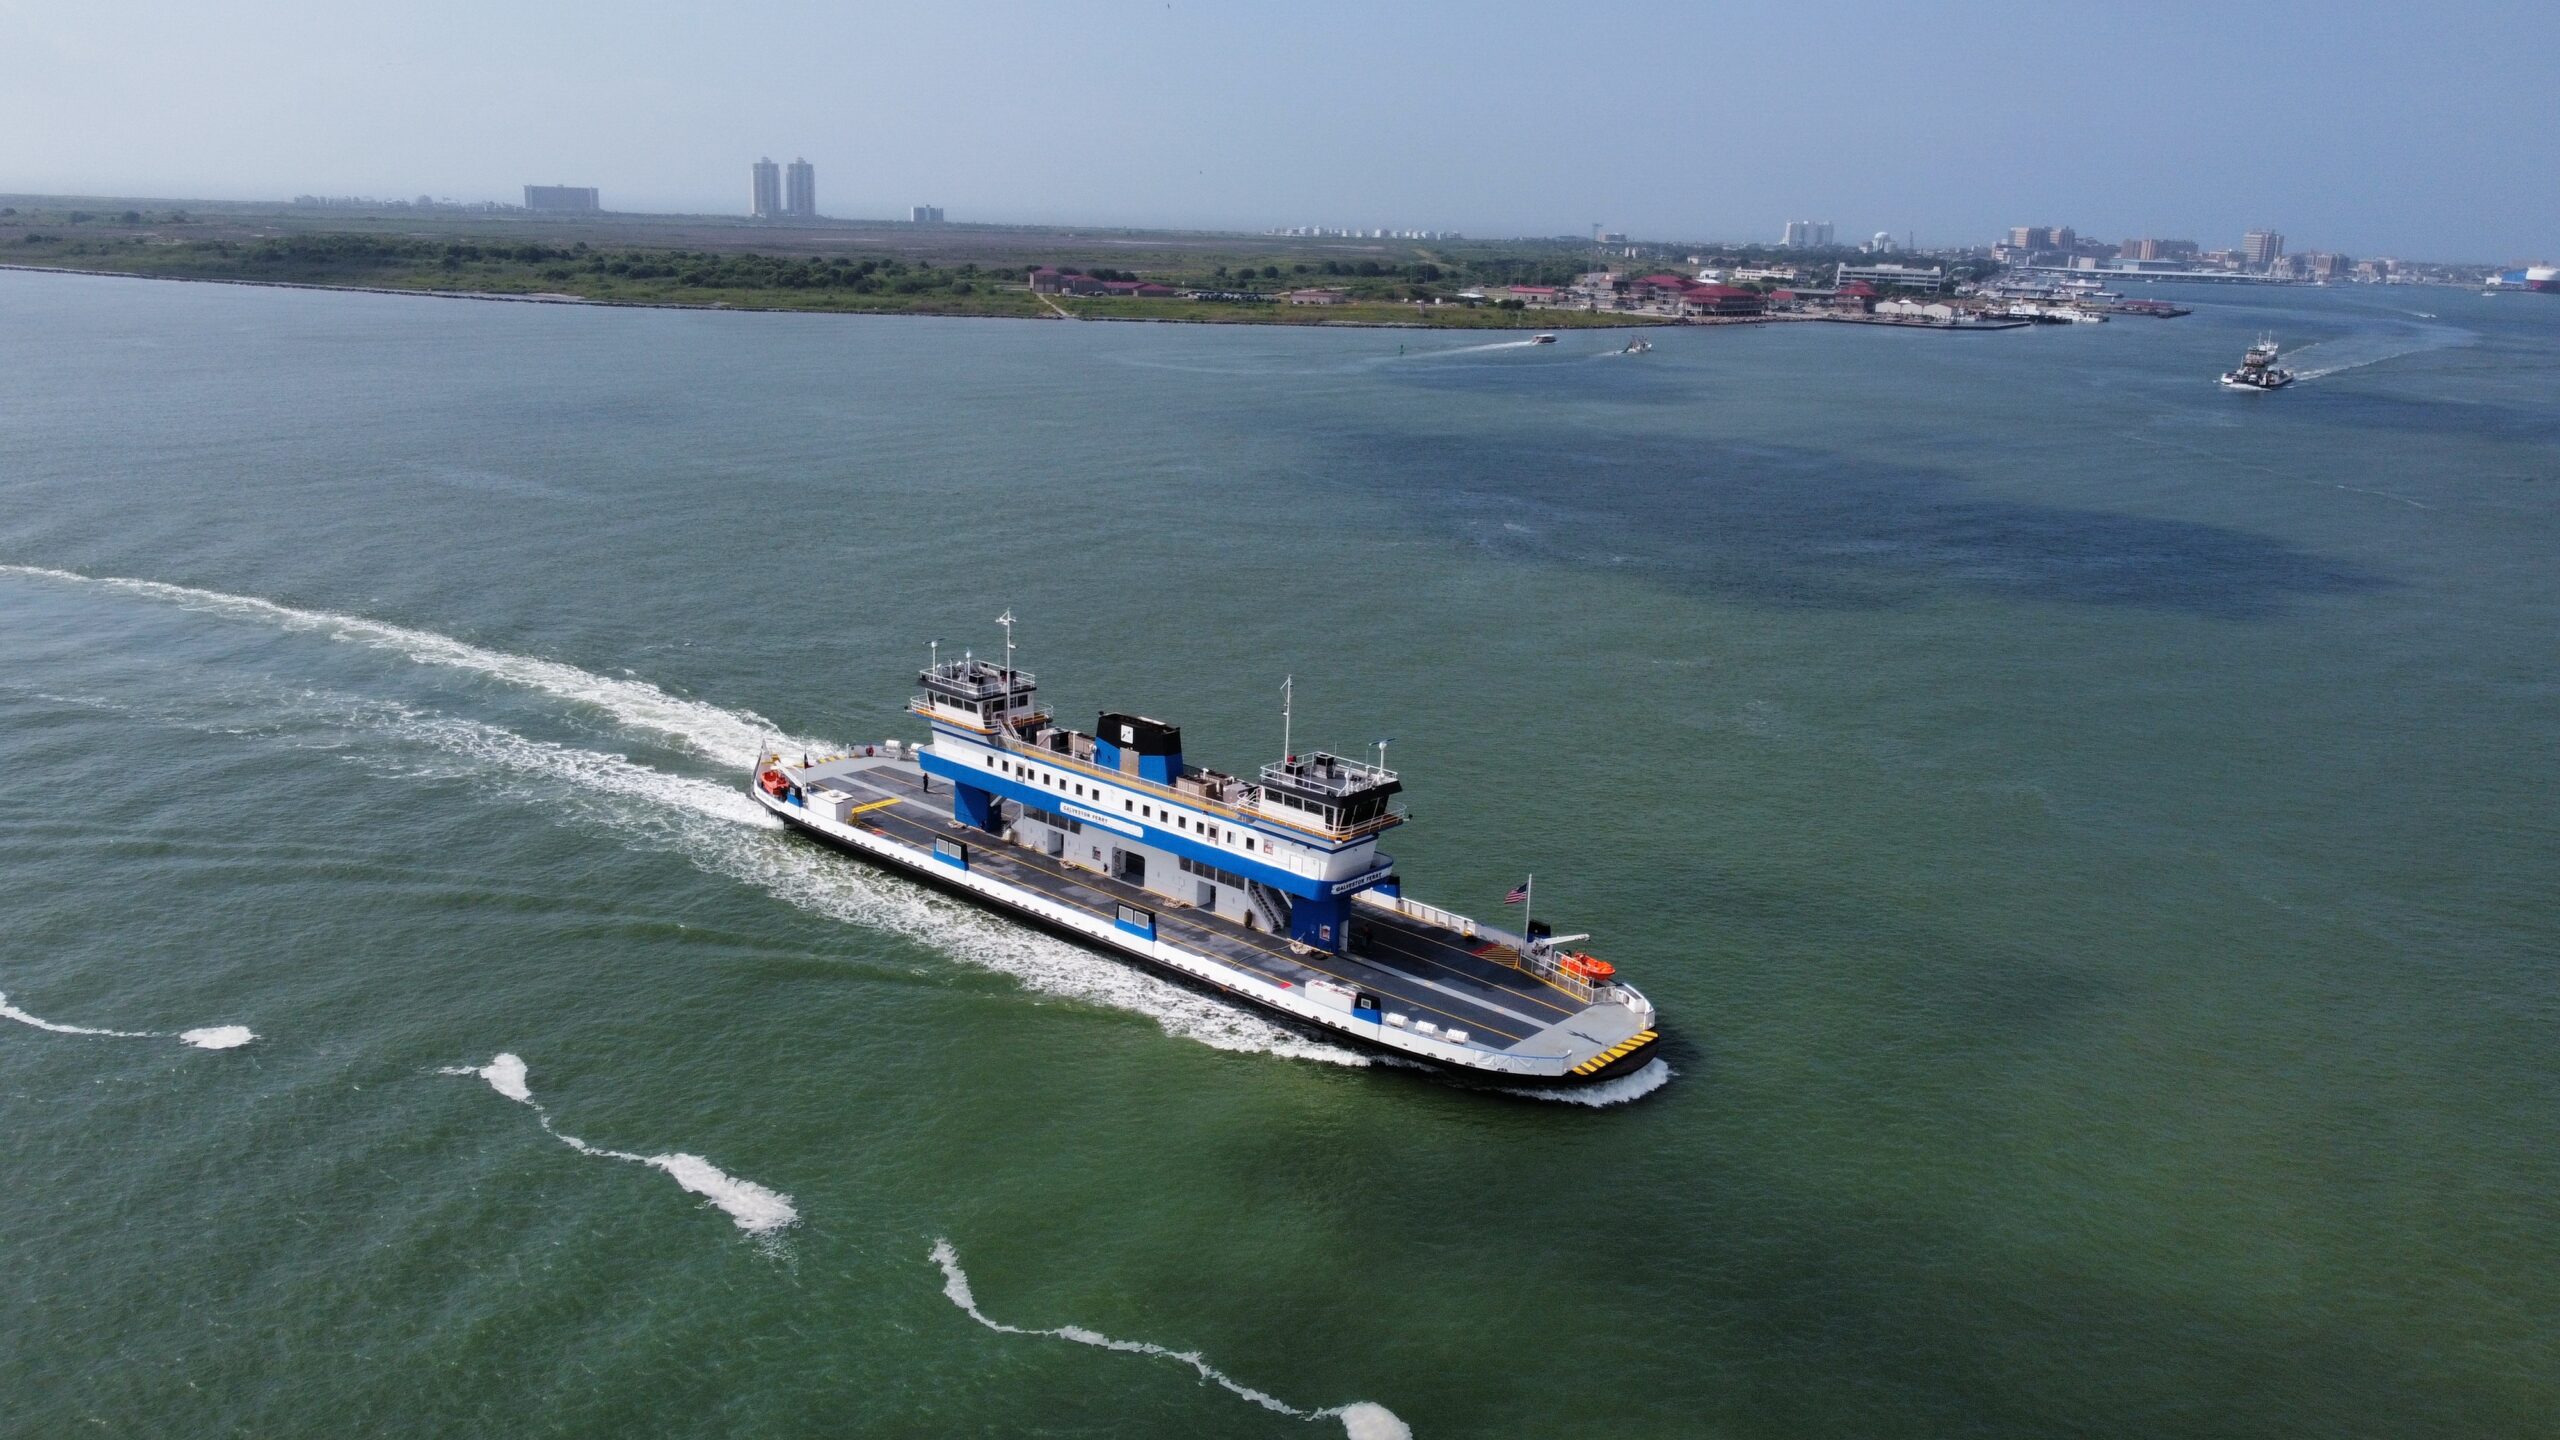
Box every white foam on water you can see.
[0,565,828,764]
[352,708,1365,1068]
[178,1026,258,1050]
[3,991,255,1049]
[1,993,154,1038]
[642,1152,800,1235]
[441,1052,535,1103]
[6,564,1364,1070]
[443,1052,798,1237]
[1510,1057,1673,1107]
[929,1238,1409,1438]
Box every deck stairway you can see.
[1247,881,1292,935]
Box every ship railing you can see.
[950,718,1405,845]
[1352,889,1477,940]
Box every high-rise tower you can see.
[751,157,781,219]
[784,158,815,218]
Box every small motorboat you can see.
[1621,337,1652,354]
[1531,333,1558,344]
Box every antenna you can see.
[1281,674,1294,762]
[1375,736,1393,773]
[929,638,941,674]
[997,608,1016,673]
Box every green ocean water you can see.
[2,269,2554,1437]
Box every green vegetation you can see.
[3,232,1062,318]
[0,218,1661,327]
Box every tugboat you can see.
[2220,335,2295,390]
[747,620,1662,1087]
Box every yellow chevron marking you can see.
[1574,1030,1660,1075]
[845,798,901,817]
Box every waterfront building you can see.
[522,185,600,213]
[2243,229,2285,268]
[912,205,945,224]
[1677,285,1766,317]
[751,158,781,219]
[784,158,815,218]
[1833,261,1945,292]
[1285,288,1350,305]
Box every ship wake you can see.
[442,1053,799,1239]
[2,566,1370,1070]
[1509,1057,1672,1106]
[0,564,831,763]
[929,1238,1409,1439]
[1,991,257,1050]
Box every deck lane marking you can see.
[841,802,1530,1042]
[1355,929,1579,1020]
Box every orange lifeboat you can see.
[1560,952,1616,983]
[757,768,793,798]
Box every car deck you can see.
[793,757,1643,1056]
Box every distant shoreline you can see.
[0,262,1704,332]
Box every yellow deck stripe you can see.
[844,797,902,817]
[846,786,1529,1042]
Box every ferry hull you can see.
[757,785,1658,1087]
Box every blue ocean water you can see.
[3,269,2554,1436]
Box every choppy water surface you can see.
[3,271,2554,1436]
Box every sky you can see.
[3,0,2552,261]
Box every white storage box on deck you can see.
[814,790,858,824]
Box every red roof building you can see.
[1677,284,1767,316]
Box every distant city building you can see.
[2304,251,2352,281]
[1864,230,1898,253]
[2006,225,2074,252]
[751,157,781,219]
[1833,261,1945,292]
[912,205,945,224]
[784,158,815,218]
[2117,237,2202,262]
[523,185,600,213]
[2243,229,2285,268]
[1781,219,1834,248]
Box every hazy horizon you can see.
[5,0,2552,262]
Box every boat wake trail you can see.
[929,1239,1410,1439]
[4,566,1368,1069]
[1509,1057,1672,1106]
[355,709,1366,1067]
[442,1053,799,1239]
[2286,320,2476,382]
[1396,337,1547,359]
[1,992,257,1049]
[0,565,830,763]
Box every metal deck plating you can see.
[754,753,1660,1082]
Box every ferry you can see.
[2220,335,2295,390]
[748,623,1661,1086]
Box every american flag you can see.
[1504,879,1530,905]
